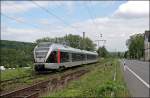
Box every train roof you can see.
[55,44,98,55]
[37,42,98,55]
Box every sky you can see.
[1,1,149,52]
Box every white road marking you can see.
[125,65,150,88]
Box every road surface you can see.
[120,59,149,97]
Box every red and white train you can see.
[34,42,98,71]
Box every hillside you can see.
[0,40,36,68]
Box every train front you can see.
[33,42,51,71]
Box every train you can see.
[33,42,98,71]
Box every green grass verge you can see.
[0,67,33,81]
[45,58,130,97]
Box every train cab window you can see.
[46,51,57,63]
[60,52,69,63]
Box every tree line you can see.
[0,34,111,68]
[36,34,96,51]
[0,40,36,68]
[36,34,110,58]
[124,33,144,59]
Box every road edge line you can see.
[125,65,150,88]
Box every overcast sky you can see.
[1,1,149,52]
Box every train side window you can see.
[72,53,83,62]
[87,54,90,60]
[46,51,57,63]
[72,53,77,62]
[82,54,86,61]
[87,54,96,60]
[72,53,76,62]
[148,34,150,42]
[60,52,69,63]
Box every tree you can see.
[1,40,35,68]
[35,34,96,51]
[124,51,129,58]
[97,46,109,57]
[36,37,56,43]
[126,34,144,59]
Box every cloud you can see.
[1,1,149,51]
[1,1,75,15]
[1,25,67,42]
[113,1,149,18]
[71,16,148,51]
[66,1,149,51]
[1,1,33,14]
[1,1,57,15]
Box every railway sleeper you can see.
[13,92,39,98]
[1,69,90,98]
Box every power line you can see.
[32,1,81,32]
[1,13,40,29]
[89,1,100,30]
[95,40,106,48]
[84,2,99,31]
[4,3,56,30]
[85,2,105,48]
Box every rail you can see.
[0,69,89,98]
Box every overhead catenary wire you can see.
[3,1,81,33]
[89,1,100,31]
[84,2,99,31]
[32,1,81,33]
[2,2,58,33]
[1,13,40,30]
[86,1,105,48]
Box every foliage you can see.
[36,34,96,51]
[1,68,32,81]
[96,81,124,97]
[110,52,124,58]
[97,46,109,57]
[0,35,96,68]
[124,51,129,59]
[126,34,144,59]
[0,40,36,68]
[47,59,129,97]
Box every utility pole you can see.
[95,40,106,47]
[95,34,106,48]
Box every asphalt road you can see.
[120,59,149,97]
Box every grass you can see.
[45,58,130,97]
[0,67,33,81]
[0,67,50,91]
[114,59,130,97]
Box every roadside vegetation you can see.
[46,58,130,97]
[125,33,144,59]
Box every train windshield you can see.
[35,52,47,58]
[35,43,51,58]
[38,43,51,48]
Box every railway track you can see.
[1,75,33,86]
[0,68,89,98]
[0,61,101,98]
[0,71,53,87]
